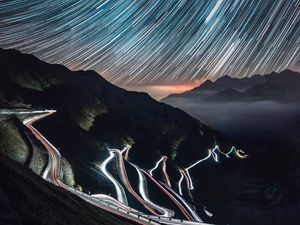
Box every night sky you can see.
[0,0,300,99]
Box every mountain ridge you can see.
[162,69,300,102]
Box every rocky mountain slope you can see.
[0,48,236,224]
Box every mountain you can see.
[190,74,267,92]
[163,70,300,102]
[162,70,300,225]
[0,47,232,182]
[1,48,299,225]
[0,48,237,224]
[162,69,300,152]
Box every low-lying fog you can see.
[166,99,300,152]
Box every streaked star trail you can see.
[0,0,299,94]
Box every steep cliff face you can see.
[0,115,79,188]
[0,118,30,164]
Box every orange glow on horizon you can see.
[125,79,206,100]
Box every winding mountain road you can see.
[1,108,213,225]
[22,110,158,225]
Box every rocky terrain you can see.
[0,115,79,188]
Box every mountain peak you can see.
[196,79,213,89]
[217,75,234,81]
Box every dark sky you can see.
[0,0,299,99]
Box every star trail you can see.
[0,0,299,94]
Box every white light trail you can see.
[1,1,299,86]
[204,206,213,217]
[149,156,165,176]
[178,170,184,196]
[149,156,171,187]
[205,0,224,23]
[23,112,159,224]
[161,182,203,223]
[130,162,175,218]
[178,145,247,195]
[97,151,128,205]
[120,144,131,155]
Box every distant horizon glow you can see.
[125,82,203,100]
[125,78,206,99]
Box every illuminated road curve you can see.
[149,156,171,187]
[112,148,170,217]
[7,109,213,225]
[22,110,159,225]
[129,161,175,218]
[96,150,128,205]
[178,146,247,195]
[111,146,204,222]
[143,170,196,221]
[160,182,203,222]
[113,148,203,221]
